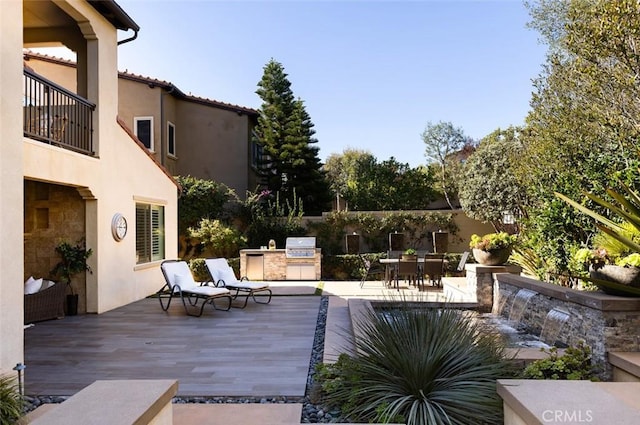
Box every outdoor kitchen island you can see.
[239,237,321,281]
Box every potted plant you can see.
[51,238,93,316]
[556,185,640,296]
[574,247,640,295]
[469,232,517,266]
[402,248,417,260]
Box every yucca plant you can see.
[0,374,24,425]
[319,301,515,425]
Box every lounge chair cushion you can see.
[182,285,230,297]
[205,258,269,290]
[173,273,197,290]
[216,266,239,285]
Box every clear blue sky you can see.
[72,0,551,167]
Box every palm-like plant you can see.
[555,183,640,254]
[320,302,514,425]
[556,184,640,295]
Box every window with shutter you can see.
[136,203,165,264]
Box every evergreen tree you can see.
[254,59,331,214]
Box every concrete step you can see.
[173,403,302,425]
[610,352,640,382]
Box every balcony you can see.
[23,69,95,156]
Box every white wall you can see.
[0,0,25,374]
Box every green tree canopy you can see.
[516,0,640,278]
[459,127,526,231]
[254,59,331,215]
[324,149,437,211]
[422,121,469,209]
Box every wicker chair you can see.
[24,281,66,324]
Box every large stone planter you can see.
[589,264,640,296]
[472,248,511,266]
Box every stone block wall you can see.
[465,264,522,312]
[495,274,640,379]
[240,249,321,280]
[24,180,87,313]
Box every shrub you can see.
[187,219,247,259]
[0,374,24,425]
[317,302,515,425]
[175,175,233,234]
[470,232,517,251]
[234,189,306,248]
[522,341,598,380]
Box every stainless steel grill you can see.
[285,237,316,258]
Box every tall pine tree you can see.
[254,59,331,215]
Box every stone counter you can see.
[239,249,321,281]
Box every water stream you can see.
[539,308,571,346]
[507,288,538,326]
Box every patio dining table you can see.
[380,257,448,289]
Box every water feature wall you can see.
[494,273,640,379]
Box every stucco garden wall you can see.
[305,209,494,254]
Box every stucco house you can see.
[1,0,179,376]
[23,51,262,198]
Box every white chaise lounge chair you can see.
[205,258,272,308]
[158,260,232,316]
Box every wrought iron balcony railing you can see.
[23,69,95,156]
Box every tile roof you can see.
[23,50,258,116]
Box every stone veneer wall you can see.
[494,273,640,380]
[239,249,321,280]
[464,264,522,312]
[24,180,87,313]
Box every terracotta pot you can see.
[472,248,511,266]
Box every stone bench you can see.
[27,380,178,425]
[498,379,640,425]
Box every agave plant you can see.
[319,301,514,425]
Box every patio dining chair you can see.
[358,254,385,288]
[158,260,232,317]
[422,253,445,288]
[456,251,471,273]
[393,257,420,291]
[205,258,272,308]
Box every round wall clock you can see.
[111,213,128,241]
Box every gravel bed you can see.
[24,295,346,423]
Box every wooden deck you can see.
[24,295,321,397]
